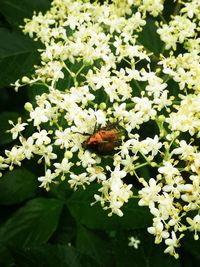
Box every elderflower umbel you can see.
[1,0,200,259]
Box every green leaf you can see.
[0,111,19,145]
[113,231,181,267]
[137,18,164,57]
[76,225,113,267]
[0,0,51,28]
[49,206,76,245]
[0,198,63,247]
[0,28,40,87]
[0,169,39,205]
[0,244,14,267]
[182,232,200,261]
[10,244,83,267]
[67,185,152,230]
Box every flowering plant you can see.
[0,0,200,265]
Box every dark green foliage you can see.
[0,28,41,87]
[0,169,39,205]
[137,18,164,58]
[0,198,63,247]
[0,0,51,28]
[10,245,83,267]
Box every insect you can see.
[83,124,124,154]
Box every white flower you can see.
[158,162,180,181]
[121,155,137,175]
[186,214,200,240]
[88,108,107,126]
[148,217,169,244]
[140,135,162,157]
[69,86,95,106]
[128,236,141,249]
[86,166,106,182]
[19,136,35,160]
[5,146,24,167]
[37,145,57,165]
[35,61,64,81]
[162,175,185,199]
[78,150,100,168]
[133,97,157,121]
[8,118,27,139]
[69,172,90,190]
[54,158,74,178]
[0,156,9,170]
[38,169,57,190]
[32,129,51,146]
[113,103,130,121]
[172,140,194,160]
[30,107,49,126]
[139,178,161,206]
[54,128,72,149]
[190,153,200,174]
[164,232,183,259]
[86,66,111,90]
[181,0,200,19]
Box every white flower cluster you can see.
[128,0,165,17]
[157,0,199,50]
[1,0,200,259]
[166,94,200,135]
[159,52,200,92]
[139,140,200,258]
[157,15,196,50]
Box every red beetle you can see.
[83,126,124,154]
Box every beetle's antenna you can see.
[73,131,90,136]
[93,121,97,132]
[93,113,99,133]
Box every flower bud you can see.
[65,151,73,159]
[24,102,33,112]
[21,76,30,83]
[99,102,107,110]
